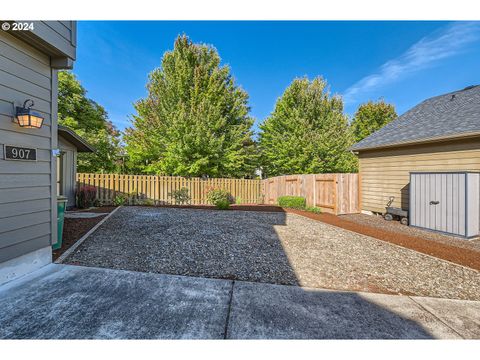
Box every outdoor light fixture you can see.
[14,99,44,128]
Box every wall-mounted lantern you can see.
[14,99,44,129]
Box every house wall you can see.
[358,137,480,213]
[58,135,77,207]
[0,22,76,284]
[0,30,56,265]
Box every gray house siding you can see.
[0,30,55,263]
[58,135,77,207]
[0,21,75,283]
[7,21,76,65]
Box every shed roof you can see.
[58,125,95,153]
[350,85,480,151]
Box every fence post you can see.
[334,174,338,215]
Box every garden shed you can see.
[57,125,94,208]
[409,172,480,238]
[351,85,480,216]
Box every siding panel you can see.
[0,211,51,234]
[0,222,51,249]
[0,198,51,219]
[0,54,51,90]
[0,235,50,263]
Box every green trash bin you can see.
[53,196,68,250]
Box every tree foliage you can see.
[58,71,121,173]
[124,35,257,178]
[258,77,357,177]
[351,99,397,142]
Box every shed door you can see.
[410,173,466,236]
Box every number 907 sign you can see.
[4,145,37,161]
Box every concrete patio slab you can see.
[0,264,232,339]
[226,281,463,339]
[409,296,480,339]
[1,264,478,339]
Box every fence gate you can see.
[262,173,359,215]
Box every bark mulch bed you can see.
[154,204,286,212]
[286,208,480,271]
[52,206,117,261]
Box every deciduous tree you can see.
[258,77,357,177]
[58,71,121,173]
[351,100,397,142]
[124,35,257,178]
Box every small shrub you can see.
[278,196,306,209]
[305,206,321,214]
[235,197,243,205]
[127,189,138,205]
[113,194,127,206]
[137,198,154,206]
[76,186,97,209]
[169,187,191,205]
[215,199,230,210]
[206,188,232,210]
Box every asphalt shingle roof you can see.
[350,85,480,151]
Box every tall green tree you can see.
[351,99,397,142]
[124,35,257,178]
[258,77,357,177]
[58,71,121,173]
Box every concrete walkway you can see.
[0,264,478,339]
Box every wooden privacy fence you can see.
[262,173,360,215]
[76,173,262,205]
[77,172,360,214]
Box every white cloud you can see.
[343,22,480,104]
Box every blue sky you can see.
[74,21,480,132]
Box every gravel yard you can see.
[65,206,480,300]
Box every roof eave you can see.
[58,126,95,153]
[351,131,480,152]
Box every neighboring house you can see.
[57,125,94,208]
[0,21,76,285]
[351,85,480,214]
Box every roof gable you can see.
[351,85,480,151]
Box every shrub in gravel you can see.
[169,187,191,204]
[76,186,97,209]
[278,196,306,209]
[206,188,232,210]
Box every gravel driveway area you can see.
[65,207,480,300]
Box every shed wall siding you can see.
[0,30,55,262]
[358,138,480,213]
